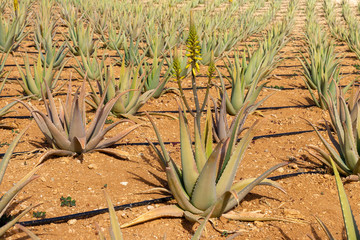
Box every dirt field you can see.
[1,0,360,239]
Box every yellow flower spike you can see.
[13,0,19,15]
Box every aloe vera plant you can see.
[16,53,65,99]
[66,21,96,56]
[114,37,146,67]
[73,50,105,81]
[0,127,40,236]
[299,25,343,109]
[101,21,126,51]
[308,85,360,176]
[315,158,360,239]
[142,56,172,98]
[36,39,68,70]
[0,14,28,52]
[19,81,141,162]
[121,109,286,234]
[145,27,167,59]
[34,0,57,50]
[87,63,155,118]
[221,51,272,116]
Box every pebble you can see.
[120,182,128,186]
[323,174,332,180]
[147,205,155,210]
[88,164,97,169]
[254,221,264,227]
[289,163,298,170]
[277,167,284,173]
[67,219,77,225]
[40,177,46,182]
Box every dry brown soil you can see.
[1,0,360,239]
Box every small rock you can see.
[147,205,155,210]
[277,167,284,173]
[289,163,298,170]
[323,174,332,180]
[88,164,97,169]
[67,219,77,225]
[120,182,128,186]
[40,177,46,182]
[254,221,264,227]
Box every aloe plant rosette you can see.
[20,81,140,162]
[122,108,286,230]
[88,63,156,117]
[308,86,360,176]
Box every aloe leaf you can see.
[104,191,123,240]
[307,121,350,172]
[15,224,40,240]
[216,123,256,197]
[191,143,223,211]
[191,205,215,240]
[166,167,203,214]
[314,216,335,240]
[179,110,199,196]
[37,149,74,165]
[68,97,86,152]
[224,162,287,212]
[194,121,207,172]
[0,205,34,236]
[230,178,285,194]
[0,126,28,183]
[95,123,141,150]
[121,205,184,228]
[0,166,39,218]
[222,211,300,223]
[330,158,360,239]
[31,110,72,150]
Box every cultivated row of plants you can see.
[300,0,345,110]
[0,0,299,238]
[0,0,359,239]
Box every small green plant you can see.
[33,211,46,218]
[60,196,76,207]
[353,64,360,71]
[105,119,114,124]
[0,142,9,147]
[268,85,284,90]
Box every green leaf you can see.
[330,158,360,239]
